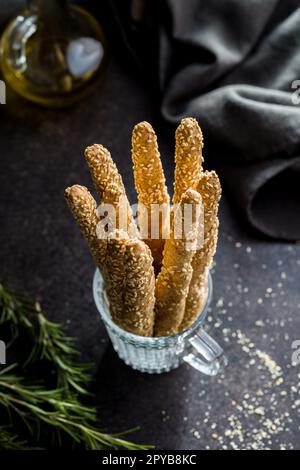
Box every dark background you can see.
[1,1,300,450]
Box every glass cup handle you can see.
[183,329,227,376]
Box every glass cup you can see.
[93,269,226,375]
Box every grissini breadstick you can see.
[180,170,221,331]
[123,238,155,337]
[173,117,204,204]
[85,144,139,238]
[132,121,170,274]
[64,184,107,272]
[154,189,202,337]
[105,229,129,325]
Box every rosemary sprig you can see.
[0,368,146,450]
[0,283,34,346]
[0,283,90,394]
[0,282,152,450]
[27,307,91,394]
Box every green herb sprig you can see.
[0,283,152,450]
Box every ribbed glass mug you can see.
[93,269,226,375]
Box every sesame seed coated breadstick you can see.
[65,185,107,272]
[105,229,129,325]
[123,238,155,337]
[154,189,202,337]
[180,171,221,331]
[132,122,170,274]
[85,144,139,238]
[173,117,204,204]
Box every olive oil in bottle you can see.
[0,0,107,107]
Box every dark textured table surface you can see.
[1,56,300,450]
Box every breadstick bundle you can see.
[65,116,221,339]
